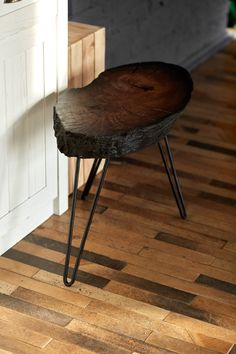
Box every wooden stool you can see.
[54,62,193,286]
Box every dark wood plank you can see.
[156,232,204,251]
[196,275,236,295]
[3,249,109,289]
[0,293,72,326]
[187,140,236,157]
[105,280,212,323]
[199,192,236,207]
[210,180,236,192]
[26,233,127,271]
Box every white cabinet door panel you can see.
[6,52,29,209]
[0,3,59,254]
[0,64,9,218]
[27,44,46,197]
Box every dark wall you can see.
[69,0,229,69]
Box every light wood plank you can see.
[0,318,52,349]
[94,28,105,78]
[165,313,236,343]
[33,270,170,321]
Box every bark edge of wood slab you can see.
[54,62,193,158]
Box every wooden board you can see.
[68,22,105,194]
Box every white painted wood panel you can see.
[27,44,46,197]
[0,63,9,218]
[0,0,37,17]
[5,52,29,210]
[0,0,68,255]
[53,0,69,215]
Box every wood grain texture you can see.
[1,41,236,353]
[54,62,193,158]
[67,21,106,193]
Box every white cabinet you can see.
[0,0,68,254]
[0,0,37,17]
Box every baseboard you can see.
[181,33,233,71]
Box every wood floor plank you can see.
[137,246,236,291]
[104,277,236,329]
[155,232,236,264]
[66,319,173,354]
[0,292,72,327]
[105,279,212,322]
[211,258,236,274]
[43,339,98,354]
[0,318,52,349]
[119,191,236,235]
[0,280,17,296]
[0,268,91,308]
[164,312,236,343]
[11,287,153,343]
[33,224,199,282]
[187,332,232,354]
[195,275,236,295]
[224,242,236,253]
[67,315,151,342]
[0,256,39,277]
[11,286,88,320]
[33,270,170,321]
[81,263,196,303]
[0,334,43,354]
[191,296,236,319]
[146,331,221,354]
[121,264,236,307]
[3,248,109,289]
[0,306,133,354]
[12,288,164,335]
[187,140,236,157]
[13,240,65,264]
[25,233,127,271]
[34,217,236,286]
[96,188,236,242]
[0,349,13,354]
[86,299,181,336]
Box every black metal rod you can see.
[63,158,80,286]
[81,158,102,200]
[64,158,110,287]
[164,136,186,213]
[158,136,187,219]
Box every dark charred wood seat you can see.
[55,62,192,158]
[54,62,193,286]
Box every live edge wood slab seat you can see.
[54,62,193,287]
[54,62,193,158]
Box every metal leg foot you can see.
[158,136,187,219]
[81,158,102,200]
[64,158,109,287]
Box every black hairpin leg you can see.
[158,136,187,219]
[81,158,102,200]
[64,157,109,287]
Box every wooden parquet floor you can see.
[0,41,236,354]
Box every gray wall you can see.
[69,0,229,69]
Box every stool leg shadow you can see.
[158,136,187,219]
[81,158,102,200]
[64,157,110,287]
